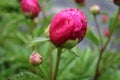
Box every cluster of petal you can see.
[21,0,41,18]
[49,8,87,48]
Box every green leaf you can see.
[31,37,49,43]
[28,37,50,47]
[108,11,120,33]
[16,32,29,43]
[108,13,116,32]
[100,69,120,80]
[8,71,41,80]
[58,55,75,79]
[65,49,79,57]
[86,27,99,46]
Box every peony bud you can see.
[118,14,120,20]
[49,8,87,49]
[90,5,100,15]
[102,14,109,23]
[74,0,85,6]
[104,28,110,38]
[113,0,120,6]
[29,52,42,66]
[21,0,41,18]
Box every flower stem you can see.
[93,15,103,46]
[30,18,37,50]
[38,66,48,80]
[31,18,36,38]
[50,44,53,80]
[93,8,120,80]
[41,1,47,19]
[53,48,62,80]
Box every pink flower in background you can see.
[74,0,85,6]
[118,14,120,20]
[102,15,109,23]
[49,8,87,48]
[113,0,120,6]
[21,0,41,18]
[104,28,110,38]
[29,52,43,66]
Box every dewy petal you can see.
[50,8,87,47]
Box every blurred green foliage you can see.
[0,0,120,80]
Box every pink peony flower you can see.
[102,15,109,23]
[113,0,120,6]
[49,8,87,48]
[21,0,41,18]
[29,52,42,66]
[104,28,110,38]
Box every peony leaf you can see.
[27,37,50,47]
[16,32,29,44]
[86,27,99,46]
[108,12,120,34]
[8,71,41,80]
[31,37,50,43]
[65,49,79,57]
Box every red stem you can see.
[94,15,103,47]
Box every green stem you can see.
[93,15,103,47]
[31,19,36,38]
[41,7,46,19]
[50,44,53,80]
[93,8,120,80]
[38,66,48,80]
[41,1,47,19]
[30,18,37,50]
[53,48,62,80]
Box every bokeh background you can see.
[0,0,120,80]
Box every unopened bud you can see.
[29,52,43,66]
[104,28,110,38]
[102,14,109,23]
[21,0,41,18]
[90,5,100,15]
[49,8,87,49]
[118,14,120,20]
